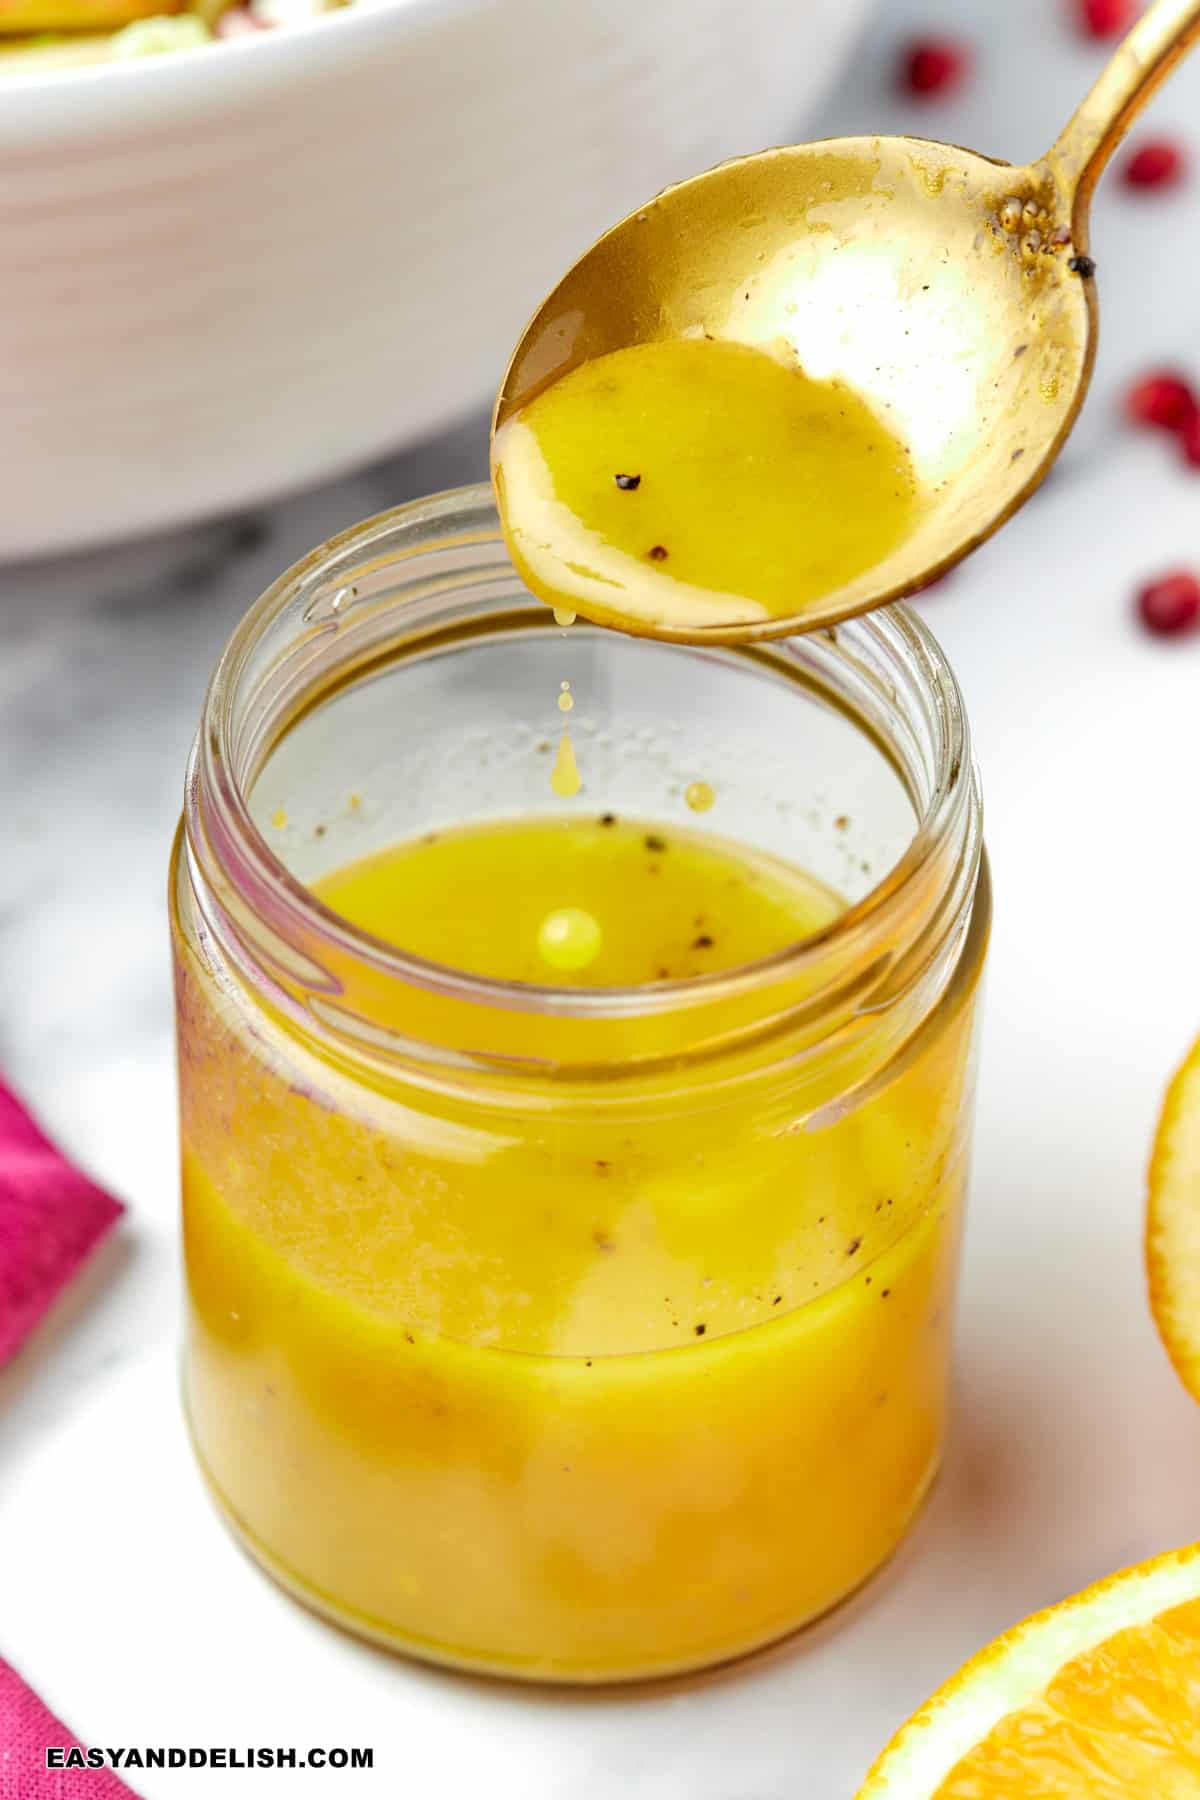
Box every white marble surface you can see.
[4,2,1200,1794]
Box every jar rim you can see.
[188,482,981,1028]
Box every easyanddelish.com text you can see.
[46,1745,374,1772]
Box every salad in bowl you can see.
[0,0,365,71]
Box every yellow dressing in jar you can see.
[179,814,983,1679]
[492,337,925,635]
[316,815,834,985]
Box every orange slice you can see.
[856,1545,1200,1797]
[1148,1035,1200,1402]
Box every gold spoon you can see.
[493,0,1200,643]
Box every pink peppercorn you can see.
[1077,0,1137,39]
[1136,571,1200,637]
[1123,140,1187,189]
[1125,371,1197,432]
[1179,412,1200,469]
[900,38,970,98]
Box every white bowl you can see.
[0,0,871,559]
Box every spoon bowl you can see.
[494,0,1200,642]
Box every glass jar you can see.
[170,484,989,1684]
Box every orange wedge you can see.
[856,1545,1200,1797]
[1148,1034,1200,1402]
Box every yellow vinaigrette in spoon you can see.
[493,336,925,636]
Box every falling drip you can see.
[558,681,574,714]
[551,733,581,797]
[685,780,716,814]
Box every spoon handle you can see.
[1045,0,1200,220]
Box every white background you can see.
[3,0,1200,1793]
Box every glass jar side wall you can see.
[174,489,988,1681]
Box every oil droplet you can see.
[348,792,362,812]
[271,808,288,830]
[558,680,574,714]
[537,906,602,971]
[550,732,581,797]
[553,607,577,627]
[685,780,715,814]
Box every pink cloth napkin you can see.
[0,1659,138,1798]
[1,1084,130,1792]
[0,1081,123,1367]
